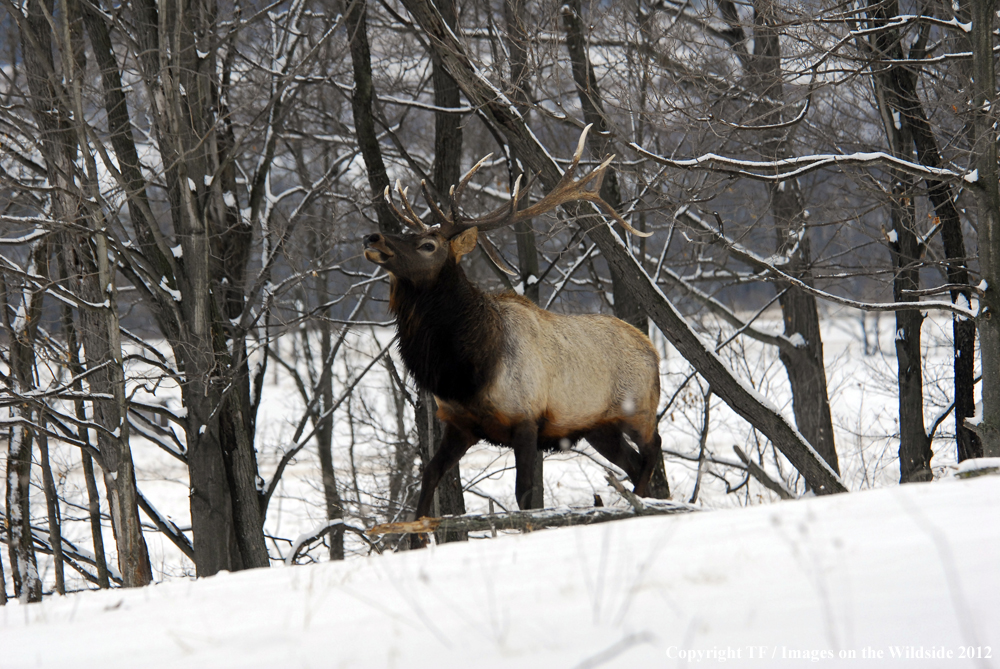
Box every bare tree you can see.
[969,0,1000,459]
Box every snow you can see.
[955,457,1000,477]
[886,229,897,243]
[2,476,998,667]
[158,277,181,302]
[964,169,979,183]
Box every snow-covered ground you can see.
[2,472,997,668]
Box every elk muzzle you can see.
[363,233,394,264]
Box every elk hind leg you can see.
[584,424,645,485]
[628,425,669,499]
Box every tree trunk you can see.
[0,519,6,604]
[969,0,1000,458]
[345,0,397,233]
[58,251,111,588]
[4,420,40,602]
[37,422,66,595]
[888,172,933,481]
[504,0,544,508]
[562,0,645,330]
[75,237,153,586]
[866,0,979,472]
[743,0,839,473]
[316,271,345,560]
[866,0,933,481]
[0,264,44,603]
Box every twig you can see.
[604,470,645,512]
[733,445,795,500]
[285,520,381,565]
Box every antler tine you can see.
[441,152,493,235]
[419,180,453,229]
[457,173,527,233]
[566,122,592,181]
[384,184,427,232]
[505,127,652,237]
[452,153,493,204]
[382,125,649,242]
[395,181,431,232]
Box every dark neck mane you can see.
[390,260,503,403]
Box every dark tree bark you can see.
[315,261,345,560]
[866,0,934,481]
[503,0,544,508]
[109,0,270,577]
[890,182,934,482]
[430,0,471,529]
[864,0,980,463]
[431,0,464,197]
[57,250,111,588]
[75,243,154,585]
[561,0,645,331]
[561,0,669,498]
[13,0,154,585]
[37,422,66,595]
[345,0,397,233]
[0,247,46,602]
[969,0,1000,458]
[0,522,6,604]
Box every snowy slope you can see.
[2,475,998,668]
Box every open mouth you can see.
[363,245,394,264]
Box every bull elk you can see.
[363,127,668,537]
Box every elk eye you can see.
[419,243,436,252]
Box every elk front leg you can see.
[511,421,540,510]
[413,422,475,521]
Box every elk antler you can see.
[383,124,651,239]
[383,181,428,232]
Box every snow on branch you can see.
[674,207,978,320]
[285,520,381,565]
[733,446,795,500]
[137,491,194,560]
[0,225,51,244]
[631,144,966,183]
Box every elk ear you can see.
[450,226,479,261]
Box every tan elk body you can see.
[431,293,661,449]
[364,127,667,535]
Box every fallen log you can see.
[367,499,697,537]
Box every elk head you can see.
[363,226,479,287]
[363,124,650,283]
